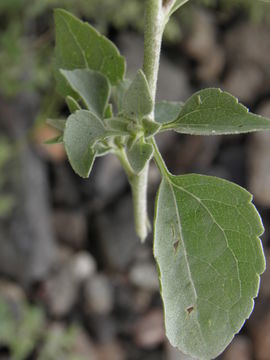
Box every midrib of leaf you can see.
[58,12,88,68]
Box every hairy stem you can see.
[128,0,164,242]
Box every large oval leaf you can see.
[154,173,265,359]
[54,9,125,96]
[164,88,270,135]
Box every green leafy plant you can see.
[0,298,86,360]
[48,1,269,358]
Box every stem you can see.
[128,0,165,242]
[151,138,170,178]
[143,0,164,110]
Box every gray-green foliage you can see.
[48,1,269,359]
[0,298,87,360]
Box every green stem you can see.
[127,0,165,242]
[151,138,170,179]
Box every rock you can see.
[71,251,96,283]
[248,101,270,206]
[91,154,127,204]
[72,327,98,360]
[183,8,225,82]
[248,303,270,360]
[222,63,264,103]
[133,309,165,349]
[118,32,192,102]
[45,265,78,318]
[96,340,126,360]
[222,336,252,360]
[52,210,87,249]
[96,195,140,271]
[0,279,25,303]
[260,250,270,298]
[224,23,270,100]
[51,164,81,207]
[83,274,113,315]
[129,262,159,292]
[0,144,56,285]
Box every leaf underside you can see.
[155,101,184,124]
[154,173,265,359]
[54,8,125,96]
[63,110,105,178]
[166,88,270,135]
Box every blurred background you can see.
[0,0,270,359]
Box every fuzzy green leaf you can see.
[154,173,265,359]
[64,110,105,178]
[155,101,183,124]
[54,9,125,96]
[164,88,270,135]
[61,69,110,118]
[126,141,153,174]
[142,118,161,138]
[123,70,153,119]
[66,96,81,113]
[106,117,129,134]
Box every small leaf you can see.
[61,69,110,118]
[123,70,153,119]
[154,173,265,359]
[66,96,81,113]
[142,118,161,138]
[105,104,113,118]
[155,101,183,124]
[46,119,66,132]
[54,9,125,96]
[64,110,105,178]
[113,78,131,112]
[106,117,129,134]
[126,141,153,174]
[167,0,190,18]
[44,135,64,144]
[165,88,270,135]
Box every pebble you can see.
[222,336,252,360]
[129,262,159,292]
[83,274,114,315]
[133,309,165,349]
[52,210,87,249]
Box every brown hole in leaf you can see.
[186,306,194,314]
[173,240,179,253]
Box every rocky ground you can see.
[0,5,270,360]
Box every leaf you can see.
[44,135,63,144]
[126,141,153,174]
[105,104,113,118]
[54,9,125,96]
[47,118,66,131]
[66,96,81,113]
[164,88,270,135]
[167,0,190,18]
[154,173,265,359]
[155,101,183,124]
[106,117,129,134]
[113,78,131,112]
[61,69,110,118]
[64,110,106,178]
[123,70,153,119]
[142,118,161,138]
